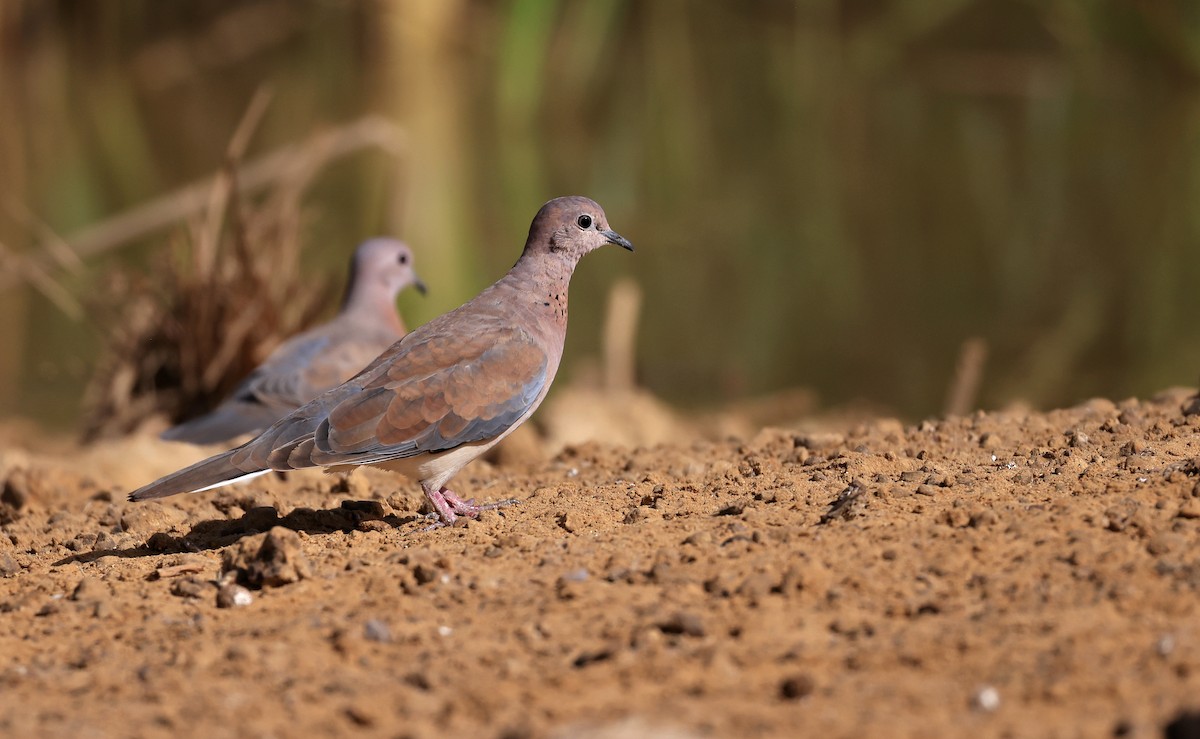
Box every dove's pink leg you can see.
[421,483,516,526]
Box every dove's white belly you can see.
[372,437,498,489]
[369,401,543,490]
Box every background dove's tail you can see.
[127,448,269,501]
[160,403,279,446]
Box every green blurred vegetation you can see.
[2,0,1200,428]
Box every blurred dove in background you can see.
[133,196,633,525]
[160,238,426,445]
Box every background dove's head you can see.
[348,238,427,302]
[523,196,634,263]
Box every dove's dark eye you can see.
[576,214,593,230]
[398,254,408,265]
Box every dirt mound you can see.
[2,389,1200,737]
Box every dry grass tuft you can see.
[80,93,336,441]
[79,184,333,442]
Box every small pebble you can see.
[344,704,376,727]
[35,601,59,617]
[969,509,999,527]
[1178,503,1200,520]
[779,674,815,700]
[657,611,706,637]
[341,499,386,517]
[1121,440,1146,456]
[560,568,590,583]
[363,619,392,643]
[683,531,713,547]
[0,554,20,577]
[1157,634,1176,657]
[170,577,209,599]
[1,471,31,510]
[216,584,253,608]
[972,685,1000,712]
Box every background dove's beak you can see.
[413,276,428,295]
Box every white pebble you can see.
[973,685,1000,712]
[1157,634,1176,657]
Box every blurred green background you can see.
[2,0,1200,429]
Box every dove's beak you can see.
[603,229,634,252]
[413,276,428,295]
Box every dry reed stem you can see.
[0,240,82,319]
[76,103,381,441]
[602,278,642,393]
[944,337,988,417]
[0,116,407,295]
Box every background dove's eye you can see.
[398,254,408,265]
[576,214,593,229]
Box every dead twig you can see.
[195,86,274,276]
[0,115,407,295]
[77,97,372,441]
[3,199,84,273]
[602,278,642,393]
[944,337,988,417]
[0,240,83,319]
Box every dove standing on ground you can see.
[160,238,427,445]
[130,196,634,525]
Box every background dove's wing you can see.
[237,332,336,410]
[159,333,334,443]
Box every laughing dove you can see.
[160,238,426,445]
[130,196,634,525]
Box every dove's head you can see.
[349,238,427,301]
[523,196,634,263]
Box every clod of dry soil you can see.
[4,389,1200,738]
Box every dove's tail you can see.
[160,403,280,446]
[128,448,269,502]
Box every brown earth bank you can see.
[3,389,1200,738]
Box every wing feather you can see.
[238,334,333,410]
[229,323,548,473]
[311,326,546,465]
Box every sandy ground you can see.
[3,388,1200,738]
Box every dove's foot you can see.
[421,485,518,528]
